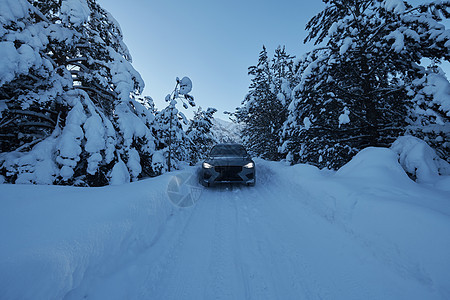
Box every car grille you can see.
[215,166,243,181]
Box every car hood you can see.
[206,156,252,166]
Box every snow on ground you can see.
[1,147,449,299]
[0,175,174,299]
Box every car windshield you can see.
[210,145,247,157]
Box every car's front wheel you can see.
[247,178,256,187]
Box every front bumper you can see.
[200,165,255,186]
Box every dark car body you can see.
[200,144,255,187]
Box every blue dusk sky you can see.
[96,0,325,119]
[97,0,449,119]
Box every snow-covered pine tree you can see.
[407,66,450,162]
[283,0,450,169]
[271,46,296,158]
[153,77,195,174]
[235,46,293,160]
[0,0,158,186]
[281,51,329,165]
[271,46,296,107]
[186,107,218,165]
[131,95,160,177]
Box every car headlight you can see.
[243,162,254,168]
[202,162,213,169]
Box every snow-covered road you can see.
[1,149,450,299]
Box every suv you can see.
[199,143,255,187]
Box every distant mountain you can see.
[211,118,242,144]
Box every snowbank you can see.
[391,135,450,188]
[0,174,175,299]
[336,147,412,184]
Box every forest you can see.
[1,0,449,186]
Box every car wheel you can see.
[199,178,209,187]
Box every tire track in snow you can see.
[205,188,229,299]
[251,162,391,298]
[240,172,326,299]
[159,197,218,300]
[231,186,280,300]
[204,185,251,299]
[140,197,215,299]
[145,185,247,300]
[259,168,381,299]
[199,184,277,300]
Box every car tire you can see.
[199,178,208,187]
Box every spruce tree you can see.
[186,107,218,165]
[283,0,450,169]
[0,0,159,185]
[235,46,293,160]
[153,77,195,174]
[271,46,296,158]
[407,66,450,162]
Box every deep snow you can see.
[1,147,449,299]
